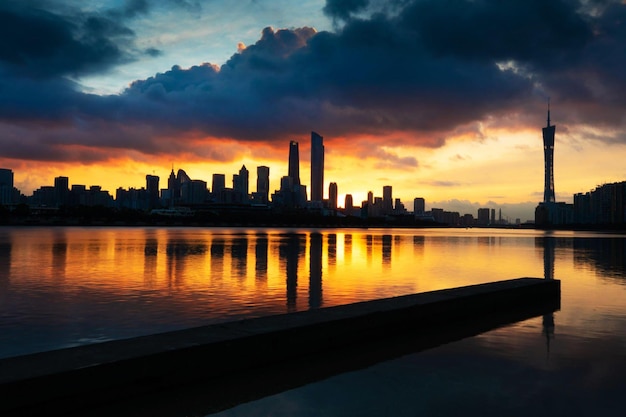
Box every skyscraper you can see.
[233,165,249,202]
[0,168,14,205]
[211,173,225,203]
[543,103,556,203]
[310,131,324,202]
[413,197,425,216]
[329,182,337,209]
[256,166,270,203]
[288,141,300,187]
[146,174,159,209]
[345,194,353,211]
[382,185,393,214]
[54,176,69,207]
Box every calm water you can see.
[1,227,625,415]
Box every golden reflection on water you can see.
[1,227,625,355]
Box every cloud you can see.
[0,0,625,166]
[323,0,370,21]
[0,3,133,78]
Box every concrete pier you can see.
[0,277,560,416]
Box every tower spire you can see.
[547,97,551,127]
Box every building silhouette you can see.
[255,166,270,204]
[413,197,425,217]
[477,208,490,226]
[211,174,225,203]
[280,141,306,207]
[288,141,301,187]
[574,181,626,225]
[233,165,249,203]
[543,103,556,203]
[146,175,160,209]
[329,182,338,209]
[310,131,324,203]
[535,105,574,226]
[54,176,69,207]
[0,169,16,205]
[382,186,393,215]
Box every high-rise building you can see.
[146,174,159,208]
[329,182,337,209]
[54,176,69,207]
[477,208,490,226]
[233,165,249,202]
[212,173,225,202]
[256,166,270,204]
[181,180,208,204]
[0,168,15,205]
[167,169,179,206]
[413,197,425,216]
[288,141,300,187]
[310,131,324,202]
[382,186,393,214]
[345,194,354,211]
[543,103,556,203]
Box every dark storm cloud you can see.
[0,0,201,79]
[1,0,625,163]
[323,0,370,21]
[0,4,132,78]
[403,0,592,67]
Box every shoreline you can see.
[0,278,560,416]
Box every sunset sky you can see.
[1,0,626,221]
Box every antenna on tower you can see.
[547,97,551,127]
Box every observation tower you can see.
[542,102,556,203]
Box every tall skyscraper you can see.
[146,174,159,208]
[329,182,337,209]
[382,185,393,214]
[288,141,300,187]
[256,166,270,203]
[233,165,249,202]
[543,103,556,203]
[310,131,324,202]
[54,176,69,207]
[413,197,425,216]
[345,194,353,211]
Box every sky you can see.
[1,0,626,221]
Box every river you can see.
[0,226,624,416]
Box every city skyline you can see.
[1,1,626,222]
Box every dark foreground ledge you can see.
[0,277,560,416]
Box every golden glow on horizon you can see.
[4,122,626,219]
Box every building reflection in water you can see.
[210,238,225,281]
[143,234,158,287]
[344,234,352,265]
[231,236,248,281]
[309,233,323,309]
[255,233,268,283]
[327,234,337,273]
[365,234,373,267]
[382,234,392,268]
[280,234,304,312]
[413,235,425,256]
[51,230,68,281]
[0,235,11,292]
[573,237,626,282]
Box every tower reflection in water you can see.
[540,234,556,355]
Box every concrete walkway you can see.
[0,277,560,416]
